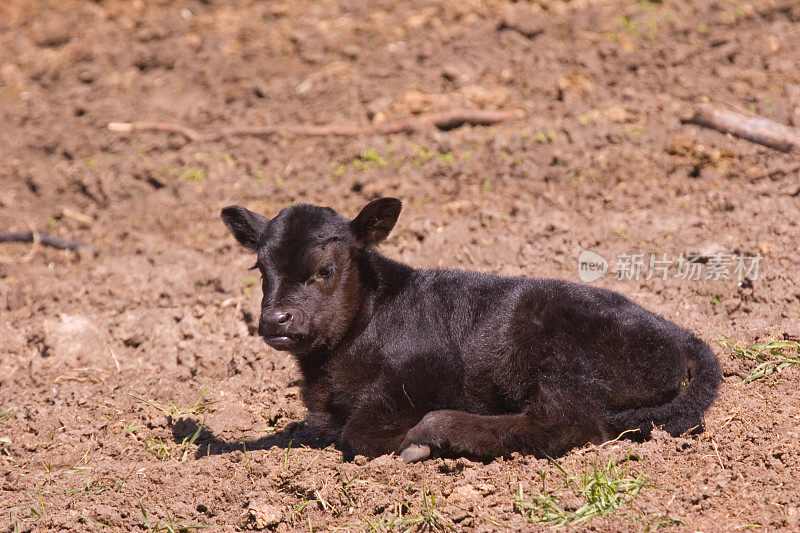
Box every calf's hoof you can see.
[400,444,431,463]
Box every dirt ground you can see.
[2,0,800,531]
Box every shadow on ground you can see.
[171,417,334,459]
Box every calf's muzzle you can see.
[259,308,304,337]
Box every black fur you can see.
[221,198,722,462]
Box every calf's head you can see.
[221,198,401,354]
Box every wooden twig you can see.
[682,105,800,153]
[108,121,203,141]
[108,108,526,143]
[0,232,100,254]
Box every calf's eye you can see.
[316,264,334,280]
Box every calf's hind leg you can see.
[398,407,612,462]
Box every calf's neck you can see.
[221,198,722,462]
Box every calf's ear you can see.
[221,205,269,251]
[350,197,402,246]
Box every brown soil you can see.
[2,0,800,531]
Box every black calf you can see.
[221,198,722,462]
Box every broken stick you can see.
[0,232,100,254]
[682,105,800,153]
[108,108,526,143]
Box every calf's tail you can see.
[606,337,723,438]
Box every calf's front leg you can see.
[339,403,420,460]
[398,408,611,462]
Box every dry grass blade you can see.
[716,336,800,382]
[131,379,218,419]
[0,408,12,446]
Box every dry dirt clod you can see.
[476,483,496,496]
[439,458,459,473]
[247,502,282,530]
[40,314,110,365]
[449,484,481,503]
[369,454,399,468]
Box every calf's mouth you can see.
[263,334,301,350]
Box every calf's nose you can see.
[258,309,294,336]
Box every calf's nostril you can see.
[278,312,292,324]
